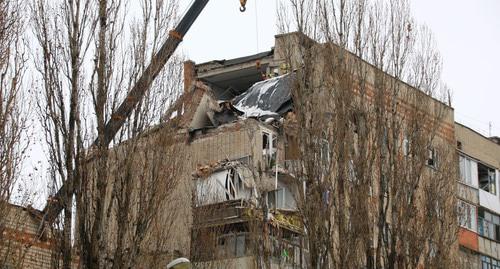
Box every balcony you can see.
[193,199,252,228]
[193,199,302,232]
[478,236,500,260]
[457,181,479,204]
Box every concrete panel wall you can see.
[479,236,500,260]
[458,182,479,205]
[480,189,500,214]
[456,123,500,170]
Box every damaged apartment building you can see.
[5,32,480,268]
[0,31,464,269]
[163,35,305,268]
[157,32,456,268]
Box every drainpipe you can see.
[275,146,278,190]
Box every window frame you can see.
[426,147,438,169]
[459,154,474,186]
[478,162,496,195]
[457,200,477,232]
[478,208,500,242]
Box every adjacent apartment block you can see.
[456,123,500,268]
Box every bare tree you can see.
[105,3,183,268]
[32,0,182,267]
[0,0,31,267]
[76,0,182,268]
[31,0,94,267]
[278,0,457,268]
[0,0,27,210]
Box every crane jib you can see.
[42,0,249,222]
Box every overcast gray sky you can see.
[178,0,500,137]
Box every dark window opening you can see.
[263,133,269,150]
[427,147,437,168]
[478,162,496,195]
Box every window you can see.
[262,132,277,168]
[478,208,500,242]
[216,233,248,258]
[268,188,285,209]
[457,200,477,231]
[267,188,296,210]
[459,155,473,185]
[481,255,500,269]
[478,162,496,195]
[235,234,246,257]
[426,147,438,168]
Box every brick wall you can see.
[0,204,76,269]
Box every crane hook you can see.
[240,0,247,12]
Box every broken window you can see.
[262,132,277,168]
[196,168,248,205]
[426,147,438,168]
[478,162,496,195]
[263,132,269,150]
[459,155,473,186]
[225,169,237,200]
[458,200,477,231]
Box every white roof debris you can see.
[233,73,293,118]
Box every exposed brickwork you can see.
[0,204,78,269]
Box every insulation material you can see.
[196,168,254,206]
[233,74,293,117]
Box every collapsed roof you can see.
[233,73,294,118]
[197,50,274,100]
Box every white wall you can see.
[479,169,500,213]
